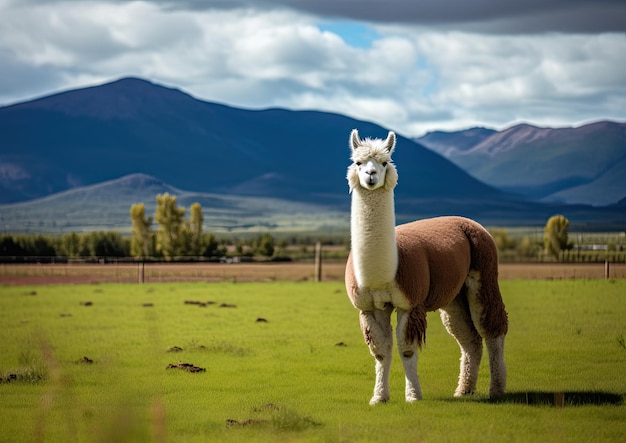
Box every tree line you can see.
[0,231,129,259]
[0,193,280,260]
[494,214,624,262]
[490,214,572,261]
[129,193,278,259]
[1,206,623,262]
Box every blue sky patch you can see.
[317,21,381,49]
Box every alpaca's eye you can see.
[382,162,388,167]
[356,162,362,166]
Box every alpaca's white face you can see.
[354,158,388,190]
[348,129,398,192]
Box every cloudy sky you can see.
[1,0,625,136]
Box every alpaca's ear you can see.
[383,162,398,191]
[350,129,360,152]
[346,164,359,192]
[384,131,396,154]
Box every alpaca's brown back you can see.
[395,217,472,310]
[396,216,507,337]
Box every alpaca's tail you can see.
[462,221,508,338]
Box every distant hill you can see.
[0,173,349,233]
[1,172,622,233]
[414,127,496,158]
[1,77,624,232]
[416,121,626,206]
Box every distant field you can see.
[1,261,625,285]
[0,280,624,442]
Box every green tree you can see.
[187,202,204,256]
[255,233,275,258]
[544,214,570,261]
[83,232,129,257]
[201,232,221,257]
[491,229,516,253]
[276,239,288,256]
[130,203,154,257]
[17,235,56,256]
[517,236,539,258]
[235,239,253,257]
[59,232,82,257]
[0,235,25,256]
[154,193,186,259]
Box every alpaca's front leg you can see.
[396,309,422,402]
[360,306,393,405]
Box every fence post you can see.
[605,260,610,279]
[314,242,322,282]
[138,260,145,284]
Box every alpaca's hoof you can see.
[454,389,475,398]
[369,396,389,405]
[405,389,422,403]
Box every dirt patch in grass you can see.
[226,403,321,431]
[165,362,206,373]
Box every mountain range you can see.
[416,121,626,206]
[1,77,624,233]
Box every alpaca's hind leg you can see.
[485,335,506,397]
[360,305,393,405]
[440,295,483,397]
[396,309,422,402]
[465,271,507,398]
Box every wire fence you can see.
[1,259,625,284]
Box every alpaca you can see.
[345,129,508,405]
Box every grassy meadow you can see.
[0,280,625,442]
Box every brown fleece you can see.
[395,217,472,310]
[405,305,428,348]
[459,218,509,337]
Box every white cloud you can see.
[0,1,624,137]
[395,30,626,133]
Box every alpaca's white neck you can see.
[350,187,398,288]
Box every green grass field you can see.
[1,280,625,442]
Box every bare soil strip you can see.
[0,262,624,285]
